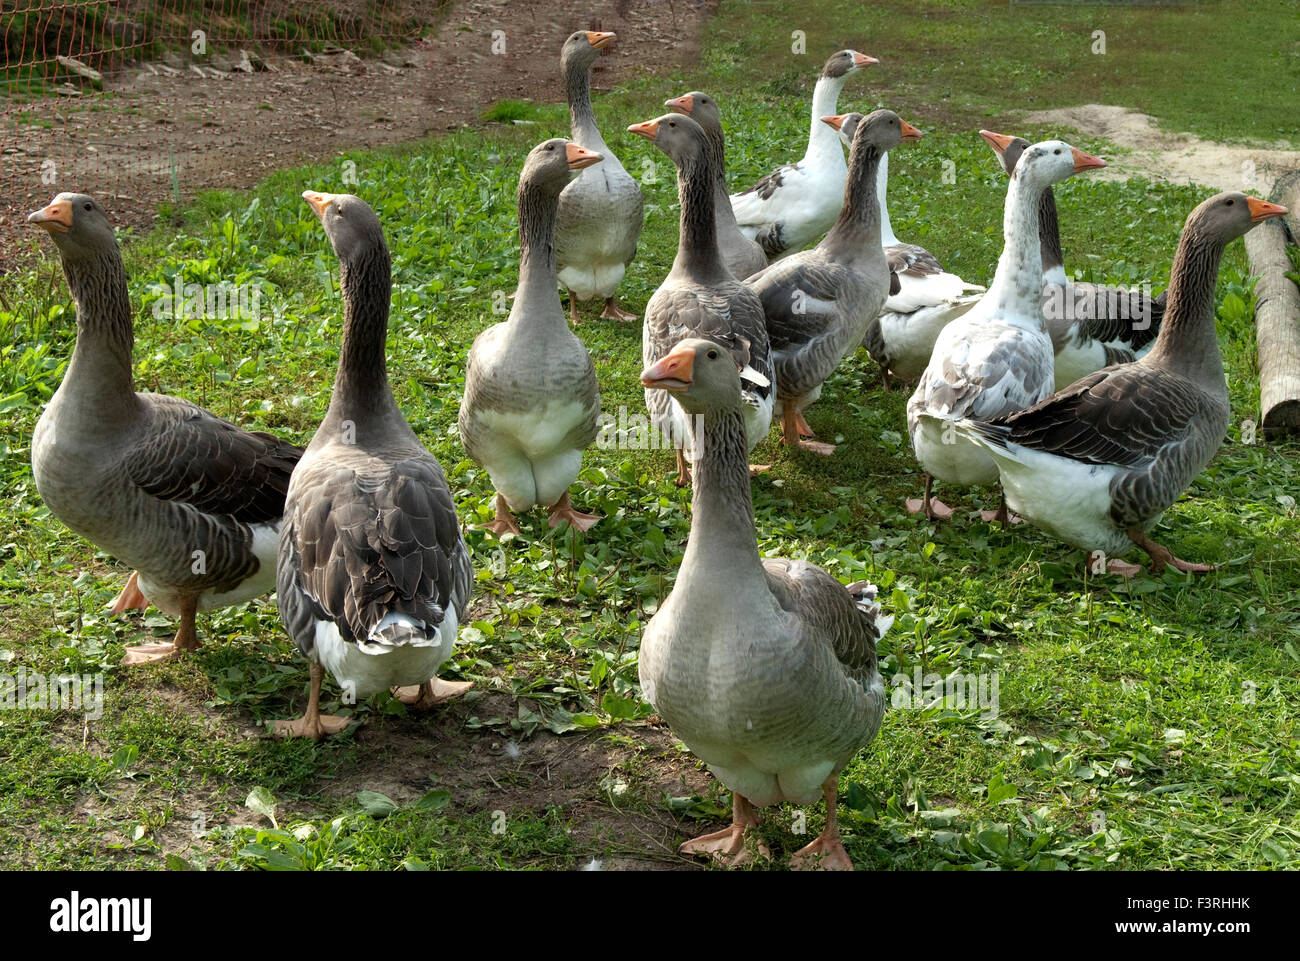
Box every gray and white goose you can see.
[954,192,1287,576]
[554,30,644,323]
[747,109,920,454]
[981,130,1166,387]
[906,140,1106,523]
[825,112,985,387]
[629,111,773,486]
[274,191,473,739]
[729,50,877,262]
[460,138,604,536]
[639,338,892,870]
[664,91,768,280]
[28,193,302,667]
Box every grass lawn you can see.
[0,0,1297,869]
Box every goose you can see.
[980,130,1166,387]
[460,138,605,536]
[729,49,878,262]
[953,192,1287,576]
[747,109,919,455]
[629,112,774,486]
[664,91,768,280]
[27,193,302,667]
[639,338,891,870]
[905,141,1106,522]
[554,30,644,323]
[824,112,985,387]
[274,191,473,739]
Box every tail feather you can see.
[356,610,441,654]
[846,580,895,640]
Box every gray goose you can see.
[460,138,604,536]
[981,130,1167,387]
[746,109,919,455]
[729,50,878,262]
[639,338,892,870]
[955,192,1287,576]
[27,193,302,667]
[275,192,472,739]
[628,111,773,486]
[554,30,644,323]
[664,91,768,280]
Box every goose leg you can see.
[679,792,770,867]
[568,290,581,325]
[393,676,474,709]
[1127,528,1216,575]
[878,363,893,392]
[600,296,637,322]
[109,570,148,614]
[780,405,835,455]
[121,594,200,666]
[478,493,523,537]
[979,490,1024,525]
[675,448,692,487]
[547,491,601,531]
[905,474,955,521]
[274,662,351,739]
[795,411,817,439]
[790,776,854,871]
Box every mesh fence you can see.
[0,0,441,262]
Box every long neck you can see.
[565,58,606,150]
[703,121,742,232]
[671,143,726,282]
[681,405,766,581]
[60,247,139,416]
[875,151,899,247]
[1143,227,1226,390]
[1038,185,1065,280]
[805,76,848,165]
[513,175,570,332]
[822,139,883,254]
[328,245,394,419]
[982,171,1047,324]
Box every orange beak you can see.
[665,93,694,116]
[302,190,336,219]
[586,30,615,50]
[1246,196,1288,223]
[899,119,923,142]
[979,130,1017,155]
[852,52,879,67]
[566,142,602,169]
[27,198,73,232]
[640,345,695,391]
[821,114,847,131]
[627,119,660,140]
[1071,147,1107,172]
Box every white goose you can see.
[906,140,1106,522]
[955,192,1287,575]
[824,113,985,386]
[729,49,877,263]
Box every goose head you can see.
[665,91,721,135]
[302,191,385,263]
[846,108,922,156]
[627,112,709,166]
[822,111,862,147]
[1005,139,1106,190]
[822,49,878,80]
[27,192,116,260]
[561,29,615,74]
[521,137,603,196]
[979,129,1032,176]
[1188,191,1287,242]
[641,338,746,415]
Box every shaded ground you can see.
[0,0,712,265]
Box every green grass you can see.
[1,0,1298,870]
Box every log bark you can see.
[1245,218,1300,437]
[1272,169,1300,244]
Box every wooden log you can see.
[1245,217,1300,436]
[1272,169,1300,244]
[55,55,103,89]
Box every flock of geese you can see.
[24,31,1288,870]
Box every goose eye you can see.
[84,202,92,210]
[1225,199,1234,206]
[1054,149,1061,155]
[707,349,719,360]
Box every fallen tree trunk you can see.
[1245,215,1300,437]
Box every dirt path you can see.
[0,0,714,265]
[1022,104,1300,195]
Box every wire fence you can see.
[0,0,440,262]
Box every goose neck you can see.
[671,145,726,281]
[564,59,606,150]
[1038,185,1064,275]
[876,151,899,248]
[805,76,848,165]
[513,175,570,332]
[982,171,1047,324]
[60,248,139,416]
[329,246,395,419]
[1143,228,1226,390]
[681,406,766,582]
[823,142,883,252]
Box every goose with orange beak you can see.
[460,138,605,536]
[553,29,644,323]
[638,337,893,871]
[954,191,1287,576]
[906,139,1107,524]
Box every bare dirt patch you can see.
[1021,104,1300,194]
